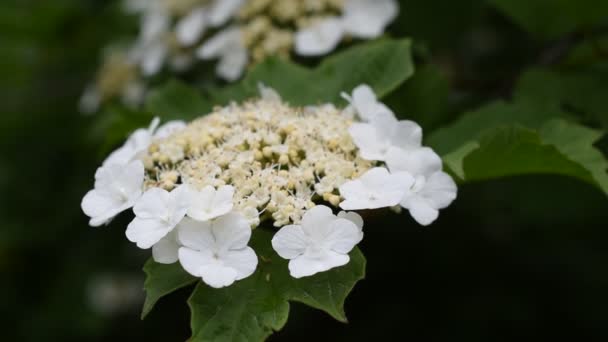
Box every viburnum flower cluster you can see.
[80,0,398,113]
[82,84,456,288]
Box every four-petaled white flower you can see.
[81,160,144,227]
[126,185,192,249]
[187,185,235,222]
[295,0,399,56]
[342,84,392,122]
[387,147,457,226]
[272,205,363,278]
[349,110,423,161]
[197,27,248,81]
[339,167,414,210]
[178,214,258,288]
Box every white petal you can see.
[197,27,239,59]
[300,205,336,240]
[176,8,207,46]
[339,168,413,210]
[216,46,248,81]
[177,218,214,251]
[208,0,244,27]
[152,231,180,264]
[81,190,123,227]
[343,0,398,39]
[386,146,442,176]
[141,43,167,76]
[102,144,136,167]
[199,262,239,288]
[141,11,169,43]
[187,185,234,221]
[402,196,439,226]
[121,160,146,194]
[133,188,170,220]
[178,247,212,277]
[271,225,309,259]
[220,247,258,281]
[167,185,193,225]
[388,120,423,150]
[325,218,362,254]
[126,217,173,249]
[154,121,187,139]
[421,172,458,209]
[258,83,282,102]
[348,123,389,161]
[214,185,235,215]
[337,211,364,231]
[295,17,345,56]
[212,212,252,251]
[289,251,350,278]
[347,84,394,122]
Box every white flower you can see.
[152,229,180,264]
[342,0,399,39]
[387,148,457,226]
[178,213,258,288]
[81,160,144,227]
[176,7,208,46]
[126,185,191,249]
[294,17,344,56]
[103,118,185,167]
[207,0,245,27]
[339,167,413,210]
[341,84,393,122]
[294,0,399,57]
[187,185,235,222]
[271,205,363,278]
[349,111,423,161]
[197,27,248,81]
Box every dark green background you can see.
[1,0,607,340]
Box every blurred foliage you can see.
[1,0,608,341]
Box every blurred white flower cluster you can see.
[80,0,398,113]
[82,84,455,288]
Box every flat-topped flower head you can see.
[178,213,258,288]
[83,84,458,288]
[83,0,401,107]
[271,205,363,278]
[81,160,145,227]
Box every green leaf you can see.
[141,258,197,319]
[462,124,595,183]
[428,99,608,194]
[514,65,608,129]
[145,80,213,121]
[187,229,366,342]
[427,101,560,155]
[489,0,608,39]
[214,38,414,106]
